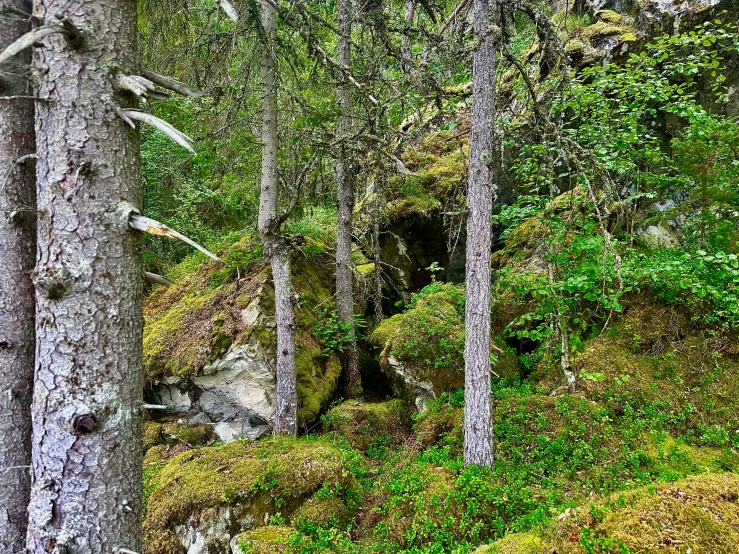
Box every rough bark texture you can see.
[26,1,144,552]
[463,0,497,469]
[258,0,297,436]
[335,0,361,397]
[0,1,36,550]
[402,0,417,62]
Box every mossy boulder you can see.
[321,399,412,451]
[143,438,356,554]
[143,235,342,429]
[475,472,739,554]
[370,283,521,411]
[571,296,739,443]
[232,525,293,553]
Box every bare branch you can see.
[119,109,195,154]
[142,404,168,411]
[129,214,222,262]
[140,69,205,98]
[145,272,173,287]
[0,25,63,65]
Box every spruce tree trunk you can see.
[463,0,497,468]
[258,0,297,435]
[0,2,36,550]
[335,0,361,397]
[26,1,144,552]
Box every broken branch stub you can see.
[129,215,222,262]
[119,109,195,154]
[145,271,173,287]
[0,25,64,66]
[140,69,205,98]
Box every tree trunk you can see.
[463,0,497,469]
[0,2,36,550]
[26,1,144,552]
[258,0,297,435]
[335,0,361,397]
[401,0,416,62]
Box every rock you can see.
[639,224,678,248]
[143,438,355,554]
[143,238,342,430]
[321,399,411,451]
[369,283,521,411]
[213,420,270,443]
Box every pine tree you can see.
[0,1,36,549]
[463,0,498,468]
[25,1,144,551]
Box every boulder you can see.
[143,438,355,554]
[143,237,342,431]
[369,283,521,411]
[321,399,411,451]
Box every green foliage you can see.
[312,309,367,356]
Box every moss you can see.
[473,533,544,554]
[370,284,521,404]
[144,232,342,426]
[593,9,624,24]
[414,405,463,450]
[295,338,342,424]
[234,526,294,554]
[143,422,163,452]
[581,21,636,43]
[356,262,376,276]
[291,495,349,527]
[370,314,403,349]
[161,423,216,447]
[570,296,739,440]
[322,399,411,451]
[144,438,353,554]
[476,473,739,554]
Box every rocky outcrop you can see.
[369,283,521,411]
[143,237,341,435]
[143,438,356,554]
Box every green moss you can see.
[161,423,216,447]
[144,438,353,554]
[593,9,624,24]
[473,533,544,554]
[356,262,376,276]
[235,526,293,554]
[370,284,521,403]
[477,473,739,554]
[291,495,349,527]
[143,232,342,425]
[143,422,163,452]
[322,399,411,451]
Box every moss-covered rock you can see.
[144,422,163,452]
[370,283,521,411]
[143,437,356,554]
[475,472,739,554]
[321,399,411,451]
[143,235,342,427]
[570,295,739,442]
[161,423,216,447]
[233,525,293,554]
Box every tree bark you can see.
[258,0,297,435]
[401,0,416,62]
[463,0,497,469]
[26,1,144,552]
[0,2,36,550]
[335,0,361,398]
